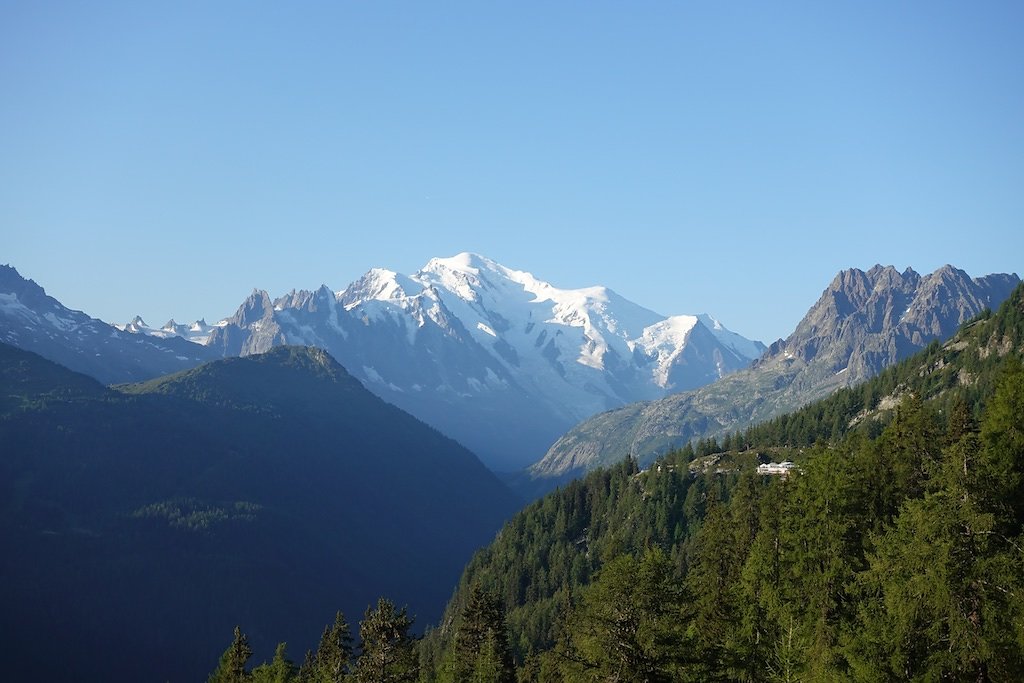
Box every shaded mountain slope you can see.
[0,345,518,683]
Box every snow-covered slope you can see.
[342,253,762,412]
[125,253,766,469]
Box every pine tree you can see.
[252,642,297,683]
[444,585,516,679]
[353,599,417,683]
[979,358,1024,525]
[685,478,742,676]
[209,626,254,683]
[847,385,1024,682]
[443,584,514,683]
[304,611,353,683]
[558,548,688,682]
[881,393,940,503]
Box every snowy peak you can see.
[115,313,222,345]
[340,268,421,307]
[697,313,767,360]
[415,252,520,305]
[120,316,149,334]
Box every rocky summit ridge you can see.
[527,264,1020,483]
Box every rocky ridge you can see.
[527,264,1020,482]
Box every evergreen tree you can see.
[776,449,858,679]
[558,549,688,682]
[252,643,297,683]
[444,584,515,683]
[848,395,1024,682]
[685,479,743,677]
[302,611,353,683]
[979,358,1024,525]
[353,599,417,683]
[209,626,254,683]
[848,475,1024,679]
[880,393,940,504]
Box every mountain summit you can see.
[190,253,764,469]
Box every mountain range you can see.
[527,264,1020,485]
[2,256,1018,480]
[110,253,764,470]
[0,343,519,682]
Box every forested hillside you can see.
[411,283,1024,681]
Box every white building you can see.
[757,461,797,476]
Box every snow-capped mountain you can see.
[0,265,217,383]
[115,316,222,345]
[339,254,760,413]
[184,253,764,470]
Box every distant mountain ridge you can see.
[0,264,218,383]
[527,264,1020,483]
[116,315,219,344]
[127,253,765,470]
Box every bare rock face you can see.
[772,265,1019,388]
[527,265,1020,485]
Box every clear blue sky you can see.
[3,2,1022,343]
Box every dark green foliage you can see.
[0,341,106,415]
[353,599,418,683]
[557,549,690,682]
[252,643,298,683]
[130,498,262,532]
[209,626,254,683]
[299,612,353,683]
[421,455,687,671]
[846,371,1024,680]
[441,584,515,683]
[979,358,1024,525]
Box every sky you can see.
[2,2,1022,344]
